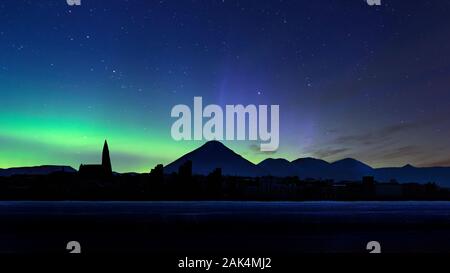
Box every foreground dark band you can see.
[0,168,447,201]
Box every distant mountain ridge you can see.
[0,165,76,177]
[3,141,450,187]
[164,141,450,187]
[164,141,260,176]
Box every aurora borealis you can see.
[1,0,450,173]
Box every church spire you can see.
[102,140,112,175]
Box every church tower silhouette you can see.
[102,140,112,175]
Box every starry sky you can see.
[1,0,450,173]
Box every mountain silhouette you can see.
[329,158,374,181]
[331,158,372,170]
[0,165,76,177]
[374,165,450,186]
[259,157,374,180]
[258,158,296,176]
[3,141,450,186]
[164,141,259,176]
[165,141,450,186]
[291,157,331,179]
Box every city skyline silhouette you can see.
[2,140,450,188]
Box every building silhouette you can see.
[102,140,112,175]
[150,164,164,177]
[178,160,192,178]
[79,140,113,178]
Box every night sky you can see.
[1,0,450,172]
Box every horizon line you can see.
[1,140,449,172]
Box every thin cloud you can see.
[420,158,450,168]
[378,145,422,160]
[311,147,350,158]
[334,122,426,146]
